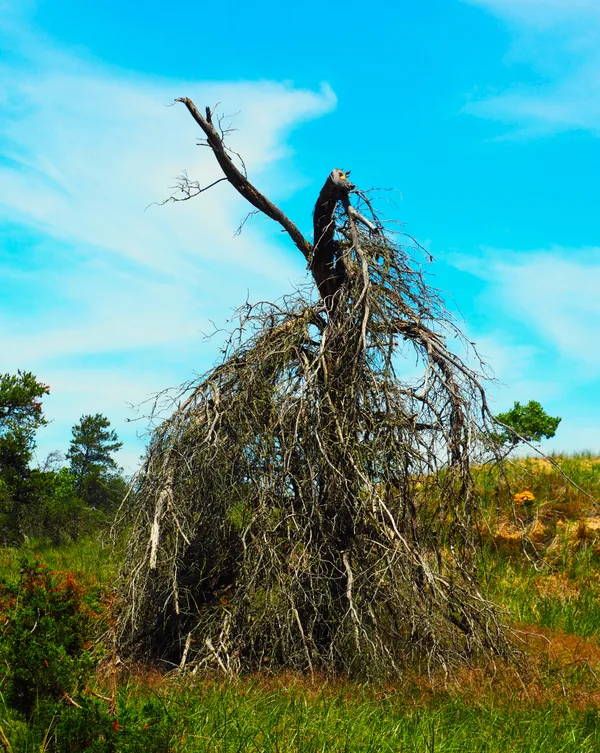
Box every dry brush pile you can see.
[116,99,513,678]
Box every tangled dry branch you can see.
[116,100,514,678]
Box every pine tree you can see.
[0,371,50,540]
[67,414,124,512]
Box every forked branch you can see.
[175,98,369,301]
[175,98,312,261]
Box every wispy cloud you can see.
[450,246,600,452]
[463,0,600,134]
[463,248,600,369]
[0,13,336,470]
[467,0,600,26]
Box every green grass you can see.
[4,679,600,753]
[480,544,600,638]
[0,535,118,585]
[3,453,600,751]
[156,682,600,753]
[121,683,600,752]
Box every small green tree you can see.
[495,400,561,450]
[0,372,50,541]
[0,371,50,478]
[66,414,125,513]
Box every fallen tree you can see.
[117,100,513,677]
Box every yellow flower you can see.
[513,490,535,506]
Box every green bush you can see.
[0,559,174,751]
[0,559,104,715]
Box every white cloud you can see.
[467,0,600,25]
[467,334,556,403]
[463,0,600,134]
[0,69,334,277]
[0,17,336,471]
[460,249,600,369]
[450,246,600,454]
[465,65,600,135]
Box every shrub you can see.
[0,560,174,751]
[0,559,105,716]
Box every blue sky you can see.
[1,0,599,470]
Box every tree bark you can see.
[310,168,354,300]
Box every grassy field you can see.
[2,454,600,751]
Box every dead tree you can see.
[116,99,513,678]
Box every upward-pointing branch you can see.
[175,98,356,301]
[175,98,313,261]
